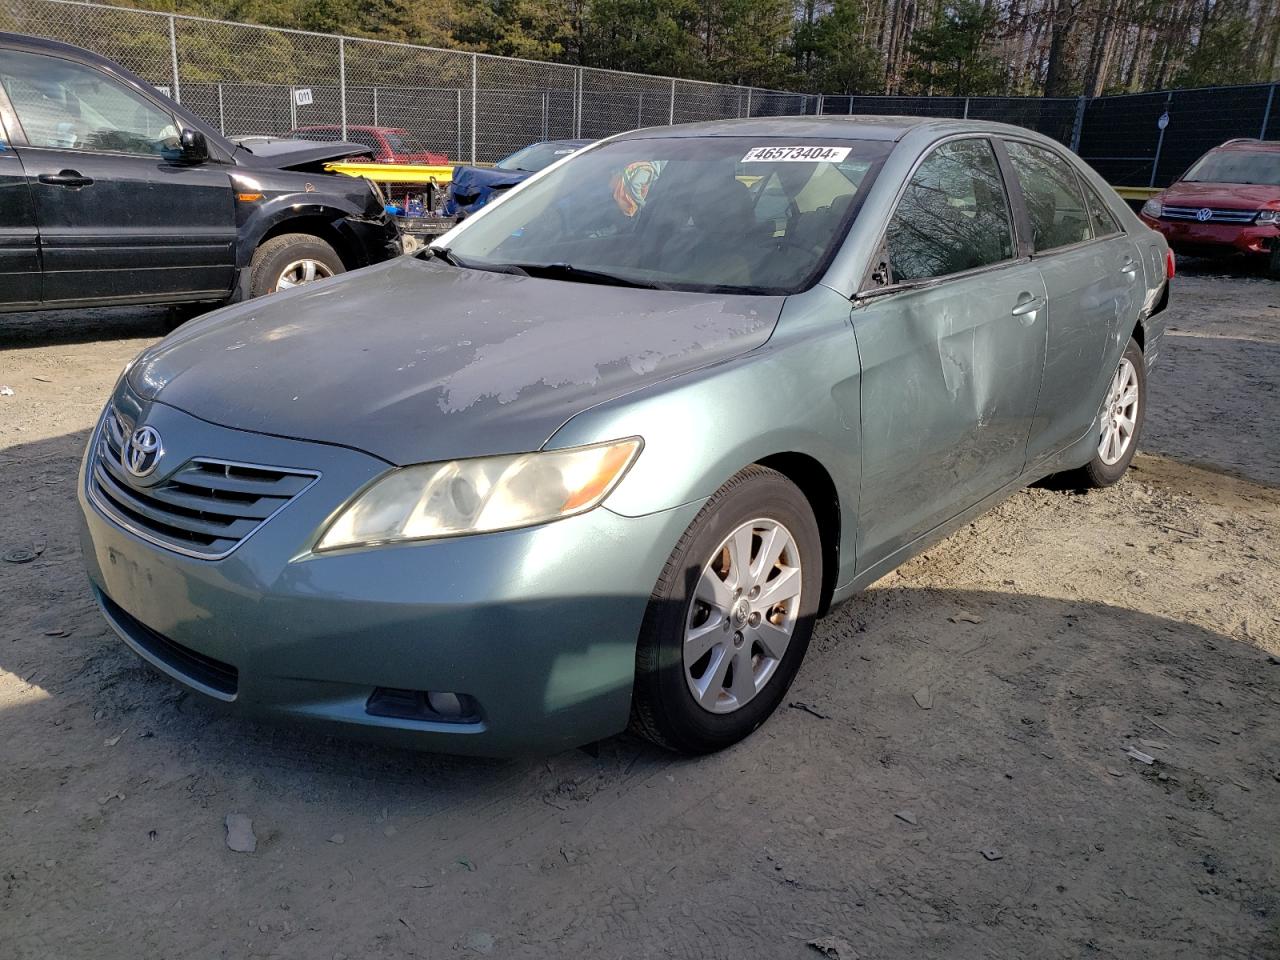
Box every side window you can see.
[1006,141,1093,251]
[1082,180,1121,237]
[885,138,1015,283]
[0,50,179,157]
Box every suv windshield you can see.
[446,136,889,294]
[1183,149,1280,186]
[494,142,583,172]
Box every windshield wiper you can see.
[491,262,662,289]
[426,245,470,268]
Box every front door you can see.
[0,86,39,309]
[853,137,1048,571]
[0,48,235,307]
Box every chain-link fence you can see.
[1,0,818,164]
[4,0,1277,182]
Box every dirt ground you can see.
[2,261,1278,959]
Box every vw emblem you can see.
[124,425,164,479]
[1196,207,1213,222]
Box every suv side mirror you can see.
[178,128,209,165]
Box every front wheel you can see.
[629,465,822,754]
[1064,336,1146,488]
[249,233,344,297]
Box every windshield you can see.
[494,141,586,172]
[385,132,428,154]
[446,136,889,295]
[1183,149,1280,186]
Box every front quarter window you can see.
[445,136,889,295]
[0,50,179,157]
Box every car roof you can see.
[1212,138,1280,153]
[614,115,1050,143]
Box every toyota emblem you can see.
[1196,207,1213,222]
[124,425,164,479]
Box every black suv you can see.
[0,33,401,313]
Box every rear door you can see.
[0,48,236,307]
[0,81,39,308]
[1001,139,1142,468]
[853,136,1049,570]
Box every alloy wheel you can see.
[1098,357,1140,466]
[275,258,334,290]
[683,518,802,714]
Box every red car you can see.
[288,125,447,164]
[1138,138,1280,274]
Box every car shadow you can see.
[0,305,177,350]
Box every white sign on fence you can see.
[294,88,313,107]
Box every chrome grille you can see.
[1160,206,1257,224]
[89,408,319,560]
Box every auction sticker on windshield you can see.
[741,145,851,163]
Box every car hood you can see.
[234,137,370,170]
[128,257,780,466]
[1163,181,1280,208]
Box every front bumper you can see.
[1139,213,1279,257]
[78,393,698,756]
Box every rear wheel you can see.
[249,233,344,297]
[630,465,822,754]
[1062,336,1146,488]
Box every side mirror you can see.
[178,128,209,164]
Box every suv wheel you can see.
[249,234,344,297]
[629,465,822,754]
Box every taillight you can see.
[1165,249,1176,279]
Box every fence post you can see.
[1150,90,1172,188]
[575,67,584,139]
[963,97,970,119]
[817,93,824,116]
[455,88,462,163]
[637,92,643,128]
[1070,95,1086,152]
[669,78,676,125]
[289,87,297,130]
[746,87,752,118]
[1260,83,1276,139]
[217,83,224,134]
[470,54,478,164]
[542,91,549,140]
[373,87,378,126]
[338,37,347,139]
[167,15,181,104]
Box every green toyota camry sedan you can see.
[79,116,1171,755]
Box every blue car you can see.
[445,139,593,216]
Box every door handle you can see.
[38,170,94,188]
[1119,258,1139,278]
[1011,293,1044,322]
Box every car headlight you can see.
[1257,209,1280,224]
[1141,198,1162,218]
[316,438,642,551]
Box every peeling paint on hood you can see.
[129,257,781,465]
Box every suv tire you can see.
[249,233,344,297]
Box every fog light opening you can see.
[366,687,481,724]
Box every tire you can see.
[1268,244,1280,279]
[1063,336,1146,489]
[630,465,823,754]
[248,233,344,297]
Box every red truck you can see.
[288,125,447,165]
[1138,138,1280,275]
